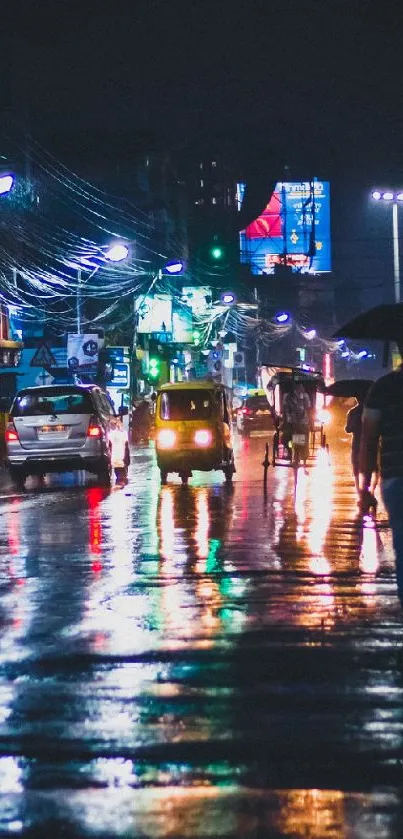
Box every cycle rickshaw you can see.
[265,367,329,467]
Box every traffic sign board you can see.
[108,362,130,388]
[30,344,56,368]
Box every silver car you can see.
[5,384,117,488]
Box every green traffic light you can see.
[210,246,223,261]
[149,357,160,379]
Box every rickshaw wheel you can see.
[272,431,279,465]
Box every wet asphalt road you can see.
[0,413,403,837]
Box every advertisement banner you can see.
[181,287,212,315]
[238,180,331,275]
[134,295,172,334]
[67,333,100,371]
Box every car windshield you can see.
[160,390,214,420]
[11,388,94,417]
[246,396,269,410]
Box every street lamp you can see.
[0,174,14,195]
[76,242,129,333]
[164,260,184,275]
[275,311,290,323]
[371,189,403,304]
[220,291,236,305]
[104,243,129,263]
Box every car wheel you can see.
[97,458,111,488]
[9,466,26,490]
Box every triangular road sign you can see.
[30,343,56,368]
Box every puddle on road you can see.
[0,782,400,837]
[0,430,402,836]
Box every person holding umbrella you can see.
[326,379,377,502]
[334,304,403,605]
[359,349,403,605]
[344,382,378,505]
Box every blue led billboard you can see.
[238,180,331,275]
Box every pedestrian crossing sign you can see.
[30,344,56,368]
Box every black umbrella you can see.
[333,304,403,342]
[325,379,373,399]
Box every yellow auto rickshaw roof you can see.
[158,380,225,392]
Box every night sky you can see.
[1,0,403,303]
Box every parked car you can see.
[5,384,119,488]
[236,393,276,437]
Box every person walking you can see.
[131,399,150,444]
[345,395,378,500]
[359,360,403,604]
[109,417,130,486]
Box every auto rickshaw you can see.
[265,367,329,466]
[154,381,235,484]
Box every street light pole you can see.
[76,267,82,334]
[392,202,400,304]
[371,189,403,304]
[75,243,129,335]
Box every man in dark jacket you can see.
[359,358,403,604]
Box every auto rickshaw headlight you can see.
[194,429,212,446]
[157,429,176,448]
[316,409,331,425]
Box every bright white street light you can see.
[104,243,129,262]
[220,291,236,305]
[371,188,402,303]
[164,260,184,275]
[0,174,14,195]
[76,242,129,333]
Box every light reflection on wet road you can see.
[0,416,403,836]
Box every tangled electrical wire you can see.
[0,136,367,366]
[0,134,198,332]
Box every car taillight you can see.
[194,429,212,446]
[242,407,252,416]
[5,423,18,442]
[87,418,103,438]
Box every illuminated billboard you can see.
[134,293,196,344]
[181,287,212,315]
[238,180,331,275]
[134,295,172,334]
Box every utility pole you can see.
[254,286,260,382]
[76,267,82,334]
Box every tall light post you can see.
[76,242,129,334]
[371,189,403,304]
